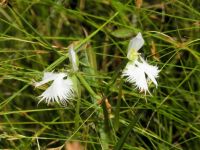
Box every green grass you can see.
[0,0,200,149]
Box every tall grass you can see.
[0,0,200,149]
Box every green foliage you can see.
[0,0,200,149]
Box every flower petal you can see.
[139,58,159,87]
[35,72,66,87]
[127,32,144,60]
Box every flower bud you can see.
[69,46,79,72]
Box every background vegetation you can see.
[0,0,200,149]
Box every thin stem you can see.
[76,73,101,100]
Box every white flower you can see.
[123,32,159,95]
[127,32,144,61]
[35,72,75,105]
[69,46,79,72]
[122,57,159,94]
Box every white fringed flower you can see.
[122,58,159,94]
[35,72,75,105]
[127,32,144,61]
[123,32,159,94]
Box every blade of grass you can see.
[114,112,143,150]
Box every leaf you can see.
[111,28,135,38]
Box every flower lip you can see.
[122,58,159,95]
[35,72,75,106]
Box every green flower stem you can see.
[76,73,101,100]
[71,75,81,131]
[76,73,110,148]
[74,92,81,131]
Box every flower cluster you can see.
[35,33,160,106]
[122,33,159,94]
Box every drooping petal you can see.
[139,58,159,87]
[127,32,144,60]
